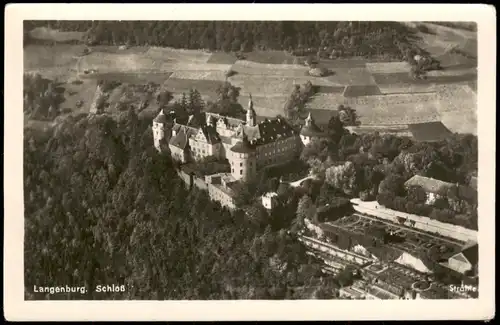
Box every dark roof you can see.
[404,175,455,195]
[169,126,197,150]
[277,182,291,196]
[201,125,221,144]
[408,122,453,142]
[230,136,255,153]
[460,243,478,265]
[236,117,296,146]
[153,111,169,124]
[300,121,326,137]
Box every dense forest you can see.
[24,110,346,300]
[24,20,426,60]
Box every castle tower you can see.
[300,112,326,146]
[246,93,256,127]
[152,109,168,152]
[229,130,256,181]
[205,113,215,126]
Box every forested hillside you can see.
[24,109,336,300]
[24,20,422,59]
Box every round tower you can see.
[300,112,325,146]
[229,131,256,181]
[152,109,168,151]
[246,93,257,127]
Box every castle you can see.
[152,95,326,209]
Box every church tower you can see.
[246,93,257,127]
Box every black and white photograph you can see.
[4,3,496,321]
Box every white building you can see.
[404,175,455,205]
[261,192,278,210]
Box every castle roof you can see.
[230,135,255,153]
[300,112,326,137]
[235,117,296,146]
[153,110,169,124]
[169,126,197,150]
[404,175,455,195]
[460,241,478,265]
[201,124,221,144]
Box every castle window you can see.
[240,162,243,167]
[240,170,243,175]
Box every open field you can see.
[343,85,382,97]
[326,67,377,86]
[91,46,150,55]
[365,62,411,74]
[320,58,368,69]
[306,94,348,111]
[24,22,477,136]
[59,78,100,115]
[243,51,298,64]
[207,52,239,64]
[238,95,288,118]
[353,101,441,125]
[170,70,228,81]
[145,47,212,63]
[162,77,226,97]
[315,86,346,94]
[231,60,308,77]
[80,72,173,84]
[24,44,83,71]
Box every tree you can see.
[378,174,405,197]
[156,90,173,109]
[327,115,345,144]
[296,195,315,221]
[406,185,427,204]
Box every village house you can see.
[441,241,478,275]
[404,175,455,205]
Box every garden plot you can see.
[440,111,477,135]
[306,93,348,111]
[59,78,99,115]
[228,75,297,96]
[426,68,477,78]
[365,61,411,74]
[326,67,377,86]
[80,72,173,85]
[377,84,438,94]
[244,51,298,64]
[145,47,212,63]
[24,44,83,70]
[170,70,228,81]
[207,52,238,64]
[320,58,368,69]
[169,62,233,72]
[162,78,226,97]
[343,85,382,97]
[79,52,165,73]
[345,92,436,107]
[354,100,441,125]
